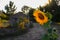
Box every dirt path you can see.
[1,23,60,40]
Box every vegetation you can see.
[32,9,58,40]
[39,0,60,22]
[0,1,16,28]
[5,1,16,15]
[2,1,16,20]
[0,1,59,39]
[19,17,30,29]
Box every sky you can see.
[0,0,50,12]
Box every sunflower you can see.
[33,10,48,25]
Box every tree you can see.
[0,10,8,20]
[21,6,36,22]
[5,1,16,16]
[39,0,60,22]
[21,6,32,15]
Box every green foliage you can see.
[43,12,52,28]
[38,3,59,40]
[42,27,58,40]
[38,6,44,11]
[42,34,50,40]
[42,30,58,40]
[45,12,53,20]
[19,17,30,29]
[41,11,58,40]
[38,0,60,22]
[0,18,10,28]
[43,20,51,28]
[0,10,9,20]
[0,1,17,28]
[5,1,16,16]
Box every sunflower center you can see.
[38,13,44,20]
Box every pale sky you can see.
[0,0,50,12]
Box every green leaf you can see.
[45,12,53,20]
[42,34,50,40]
[48,28,52,33]
[52,33,58,39]
[43,20,51,28]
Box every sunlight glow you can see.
[39,0,49,6]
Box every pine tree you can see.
[5,1,16,16]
